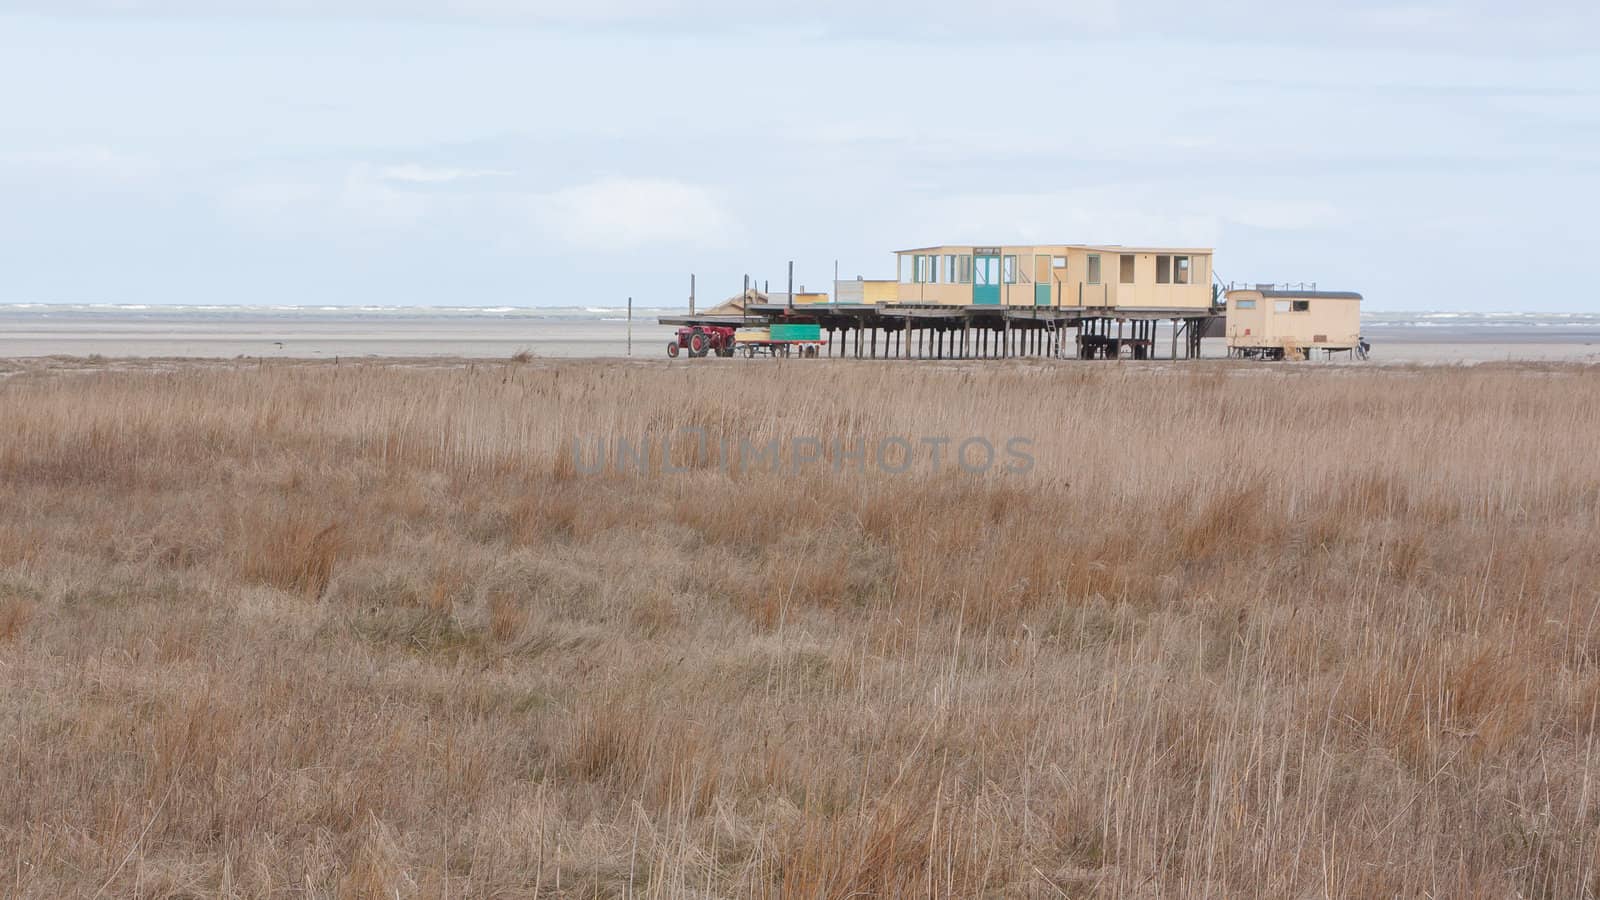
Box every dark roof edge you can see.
[1254,290,1363,300]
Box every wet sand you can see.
[0,310,682,360]
[1,308,1597,365]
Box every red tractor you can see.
[667,325,736,359]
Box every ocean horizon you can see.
[4,302,1599,330]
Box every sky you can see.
[0,2,1595,311]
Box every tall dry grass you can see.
[1,356,1599,897]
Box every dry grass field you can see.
[2,356,1599,898]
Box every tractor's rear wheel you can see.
[688,330,709,357]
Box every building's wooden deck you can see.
[660,303,1223,360]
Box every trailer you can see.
[734,325,823,358]
[1224,288,1365,361]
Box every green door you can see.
[973,255,1000,305]
[1034,255,1054,305]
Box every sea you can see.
[0,304,1597,364]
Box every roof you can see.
[1255,290,1363,300]
[893,243,1213,255]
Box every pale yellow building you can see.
[1224,288,1362,359]
[891,244,1215,310]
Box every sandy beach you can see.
[1,305,1597,365]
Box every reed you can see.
[1,356,1597,897]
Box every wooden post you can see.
[787,261,794,315]
[1116,318,1124,361]
[871,325,877,358]
[689,274,696,316]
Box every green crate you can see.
[768,323,821,342]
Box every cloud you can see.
[529,178,736,251]
[215,167,736,253]
[376,164,510,184]
[9,0,1596,48]
[0,146,155,180]
[219,164,429,236]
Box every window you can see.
[1003,255,1017,284]
[1293,300,1310,312]
[1086,254,1101,285]
[958,255,973,284]
[1156,255,1172,284]
[1234,299,1256,310]
[914,255,929,283]
[1174,255,1191,285]
[1275,300,1311,313]
[900,256,914,284]
[1052,256,1067,269]
[974,256,999,286]
[946,254,958,284]
[1120,254,1135,284]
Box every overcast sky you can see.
[0,3,1595,310]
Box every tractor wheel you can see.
[688,330,709,357]
[666,341,680,358]
[742,346,755,358]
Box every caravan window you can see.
[1235,299,1256,310]
[1086,254,1102,285]
[1174,256,1191,284]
